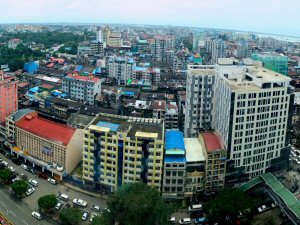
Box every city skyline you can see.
[0,0,299,37]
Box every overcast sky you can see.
[0,0,299,37]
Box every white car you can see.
[47,178,57,185]
[90,213,98,223]
[8,166,15,172]
[55,202,63,210]
[2,161,8,167]
[179,218,191,224]
[21,164,28,170]
[32,211,42,220]
[258,205,267,213]
[29,179,38,187]
[73,198,87,207]
[56,165,64,172]
[91,204,101,212]
[58,193,69,201]
[82,211,89,221]
[12,177,20,183]
[26,187,35,196]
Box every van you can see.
[58,193,69,201]
[188,204,202,212]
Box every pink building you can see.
[0,74,18,123]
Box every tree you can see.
[91,210,112,225]
[106,183,173,225]
[38,194,57,212]
[59,208,81,225]
[11,180,28,197]
[203,188,256,224]
[0,169,13,184]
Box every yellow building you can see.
[82,114,164,192]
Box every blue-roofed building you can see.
[162,130,186,200]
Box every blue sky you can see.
[0,0,299,37]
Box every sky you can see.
[0,0,299,37]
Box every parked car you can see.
[27,168,36,174]
[55,202,63,210]
[179,218,191,225]
[47,178,57,185]
[26,187,35,196]
[81,211,90,221]
[38,172,48,179]
[91,204,101,212]
[58,193,69,201]
[169,217,176,224]
[90,213,98,223]
[257,205,267,213]
[8,166,15,172]
[31,211,42,220]
[20,164,28,170]
[194,217,209,224]
[20,173,28,180]
[28,179,38,187]
[11,177,20,183]
[73,198,87,207]
[65,203,71,208]
[2,161,8,167]
[12,158,21,165]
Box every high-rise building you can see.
[150,36,175,62]
[184,65,215,137]
[62,73,101,106]
[108,56,135,85]
[82,114,164,192]
[211,39,227,65]
[0,74,18,123]
[185,58,293,181]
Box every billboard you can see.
[42,145,53,156]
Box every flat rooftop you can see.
[188,65,215,76]
[184,138,205,162]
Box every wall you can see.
[66,129,84,174]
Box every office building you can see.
[0,74,18,123]
[82,114,164,192]
[108,57,135,85]
[13,111,83,179]
[184,65,215,137]
[162,130,186,199]
[62,73,101,106]
[213,59,292,179]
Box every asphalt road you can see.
[0,152,107,224]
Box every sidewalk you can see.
[60,182,108,200]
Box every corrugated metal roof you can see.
[165,130,185,151]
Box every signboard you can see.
[42,145,53,156]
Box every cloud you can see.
[0,0,299,36]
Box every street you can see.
[0,152,107,224]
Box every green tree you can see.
[11,180,28,197]
[38,194,57,212]
[203,188,256,224]
[59,208,81,225]
[0,169,13,184]
[107,182,173,225]
[91,210,112,225]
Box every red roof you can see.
[201,132,224,152]
[40,84,54,90]
[66,73,100,83]
[16,112,75,146]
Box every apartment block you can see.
[0,74,18,123]
[162,130,186,199]
[132,66,160,85]
[62,73,101,106]
[184,65,215,137]
[108,56,135,85]
[82,114,164,192]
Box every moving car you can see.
[47,178,57,185]
[29,179,38,187]
[91,204,101,212]
[179,218,191,224]
[58,193,69,201]
[26,187,35,196]
[73,198,87,207]
[32,211,42,220]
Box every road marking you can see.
[0,201,6,207]
[10,211,16,217]
[22,220,29,225]
[15,203,25,212]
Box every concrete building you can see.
[213,59,292,180]
[132,66,160,85]
[62,73,101,106]
[82,114,164,192]
[199,132,226,195]
[107,32,123,48]
[12,111,83,179]
[108,57,135,85]
[91,40,104,57]
[151,36,175,61]
[162,130,186,199]
[165,102,179,130]
[0,74,18,123]
[184,138,206,199]
[184,65,215,137]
